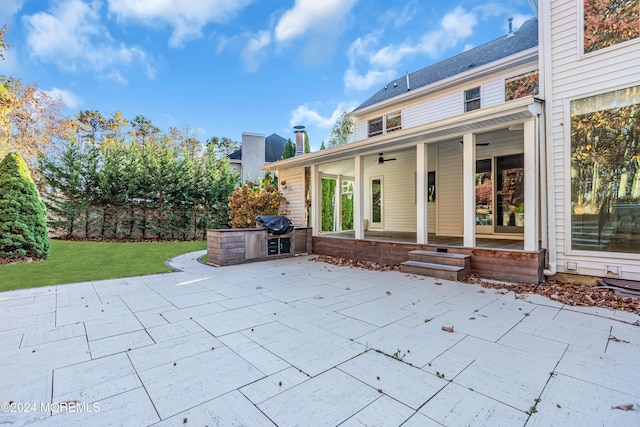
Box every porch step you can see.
[400,260,470,281]
[408,250,470,267]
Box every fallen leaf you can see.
[386,291,391,295]
[377,388,383,393]
[183,417,188,423]
[434,281,442,285]
[441,325,454,333]
[556,404,561,408]
[469,317,476,320]
[612,403,634,411]
[477,290,486,294]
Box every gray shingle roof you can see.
[353,18,538,112]
[265,133,287,162]
[229,133,287,162]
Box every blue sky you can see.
[0,0,535,151]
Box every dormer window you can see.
[368,111,402,138]
[464,87,481,112]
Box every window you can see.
[505,70,539,101]
[464,87,481,112]
[368,112,402,137]
[584,0,639,54]
[570,85,640,254]
[386,111,402,133]
[371,178,382,226]
[368,117,383,137]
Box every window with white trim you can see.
[367,111,402,138]
[583,0,639,54]
[464,87,481,112]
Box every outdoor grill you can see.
[255,216,295,256]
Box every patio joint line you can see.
[126,352,162,421]
[522,344,569,426]
[494,305,540,343]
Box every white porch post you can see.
[354,156,365,240]
[335,175,343,232]
[311,164,321,236]
[523,117,540,251]
[416,143,429,244]
[463,133,476,247]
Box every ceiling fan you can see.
[459,140,490,146]
[378,153,397,164]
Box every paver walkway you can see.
[1,251,639,426]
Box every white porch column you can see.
[523,117,540,251]
[311,164,321,236]
[335,175,343,232]
[416,143,429,244]
[462,133,476,247]
[354,156,365,240]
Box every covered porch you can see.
[273,97,547,283]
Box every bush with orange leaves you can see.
[227,180,288,228]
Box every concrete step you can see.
[400,260,470,281]
[408,250,470,267]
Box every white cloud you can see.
[343,68,396,92]
[274,0,357,43]
[107,0,253,48]
[23,0,149,81]
[343,6,484,92]
[44,87,83,109]
[290,102,356,129]
[0,0,26,22]
[241,31,271,73]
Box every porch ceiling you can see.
[265,96,541,170]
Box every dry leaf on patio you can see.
[469,317,476,320]
[441,325,454,333]
[611,403,635,411]
[386,291,391,295]
[434,281,442,285]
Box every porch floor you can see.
[320,231,526,251]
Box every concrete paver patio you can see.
[1,251,639,426]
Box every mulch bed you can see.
[311,255,640,317]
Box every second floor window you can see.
[367,111,402,137]
[385,112,402,133]
[465,87,481,112]
[584,0,639,54]
[368,117,383,137]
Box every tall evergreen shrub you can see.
[0,152,49,259]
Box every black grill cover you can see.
[255,216,294,235]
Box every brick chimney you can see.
[294,125,305,156]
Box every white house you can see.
[267,17,544,283]
[265,0,640,284]
[540,0,640,281]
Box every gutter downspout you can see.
[539,4,556,277]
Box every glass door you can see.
[370,177,383,229]
[475,159,493,234]
[495,154,524,233]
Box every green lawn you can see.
[0,239,207,292]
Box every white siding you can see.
[437,141,463,236]
[363,150,417,232]
[277,167,306,227]
[354,121,368,142]
[546,0,640,279]
[353,63,538,143]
